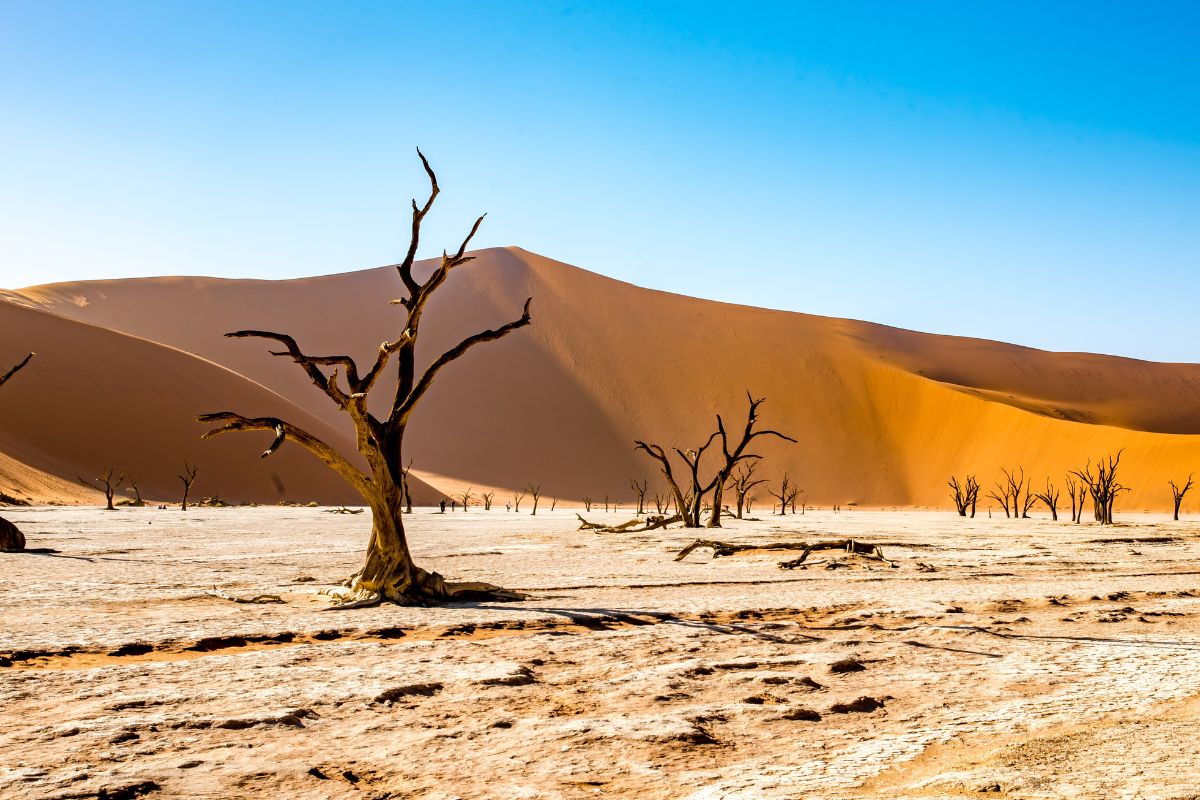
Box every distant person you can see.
[451,500,457,512]
[439,499,446,513]
[505,502,511,512]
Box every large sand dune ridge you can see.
[8,247,1200,509]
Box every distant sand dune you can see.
[9,247,1200,509]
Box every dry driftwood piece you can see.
[674,539,815,561]
[324,507,365,515]
[675,538,893,568]
[206,587,286,604]
[777,540,893,569]
[578,513,682,533]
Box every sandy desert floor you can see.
[3,507,1200,799]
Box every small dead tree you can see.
[581,495,592,512]
[1169,475,1193,521]
[1033,479,1061,521]
[525,484,542,515]
[635,394,794,528]
[178,461,199,510]
[199,150,530,606]
[630,478,648,515]
[512,489,527,513]
[550,498,557,511]
[729,460,767,519]
[124,477,146,507]
[1065,474,1080,522]
[603,493,610,513]
[400,459,414,514]
[948,475,980,517]
[767,474,797,516]
[651,491,668,514]
[0,353,33,551]
[81,467,125,511]
[453,488,474,512]
[481,491,496,511]
[1072,451,1129,525]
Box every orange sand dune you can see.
[0,303,444,506]
[13,247,1200,510]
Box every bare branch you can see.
[394,298,532,424]
[225,330,357,404]
[0,353,34,389]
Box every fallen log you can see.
[778,540,892,569]
[577,513,682,533]
[674,538,893,567]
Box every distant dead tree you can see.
[603,493,610,513]
[1033,479,1061,521]
[634,394,794,528]
[524,484,542,515]
[1064,474,1080,523]
[651,491,669,515]
[178,462,200,511]
[948,475,980,517]
[550,498,557,511]
[199,150,529,606]
[0,352,33,551]
[481,491,496,511]
[81,467,125,511]
[453,488,474,512]
[986,467,1029,519]
[512,489,527,513]
[630,479,648,515]
[729,460,767,519]
[581,495,592,512]
[767,474,799,516]
[1071,451,1129,525]
[124,477,146,507]
[400,459,414,514]
[1169,475,1193,521]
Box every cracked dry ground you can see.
[3,508,1200,799]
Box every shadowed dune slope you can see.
[14,247,1200,509]
[0,303,444,505]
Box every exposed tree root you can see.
[324,507,365,514]
[322,564,526,610]
[577,513,682,532]
[674,538,893,568]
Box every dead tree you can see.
[630,479,648,515]
[651,491,668,514]
[81,467,125,511]
[767,473,798,516]
[985,481,1011,518]
[1033,479,1060,521]
[0,353,33,551]
[453,488,474,512]
[481,491,495,511]
[124,477,146,507]
[728,460,767,519]
[525,484,542,515]
[1065,474,1080,523]
[636,394,793,528]
[178,462,199,510]
[400,459,414,514]
[1169,475,1193,521]
[947,475,980,517]
[513,489,527,513]
[1071,451,1129,525]
[199,150,530,606]
[603,493,610,512]
[581,496,592,512]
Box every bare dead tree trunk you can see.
[400,459,414,514]
[454,488,474,512]
[1169,475,1193,521]
[81,467,125,511]
[1033,479,1060,521]
[525,484,542,516]
[581,496,592,512]
[513,491,526,513]
[126,478,145,507]
[178,461,199,511]
[630,478,648,515]
[768,473,793,516]
[481,491,495,511]
[200,151,530,607]
[948,475,981,517]
[636,394,795,529]
[1071,452,1128,526]
[729,460,766,520]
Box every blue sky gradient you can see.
[2,1,1197,360]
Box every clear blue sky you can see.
[2,1,1197,361]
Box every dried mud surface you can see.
[3,507,1200,799]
